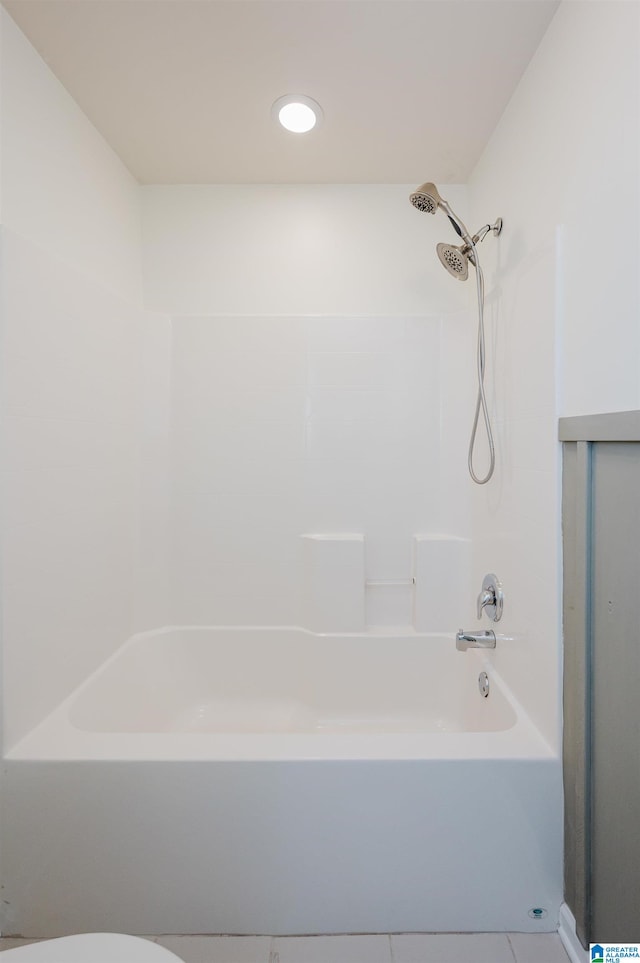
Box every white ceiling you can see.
[2,0,560,185]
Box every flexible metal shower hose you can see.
[467,240,495,485]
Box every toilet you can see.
[0,933,184,961]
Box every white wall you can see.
[7,0,633,759]
[0,9,142,304]
[470,0,639,420]
[169,313,474,629]
[142,184,471,317]
[132,314,172,633]
[1,234,146,747]
[466,0,640,749]
[142,184,475,631]
[0,2,477,744]
[0,10,169,749]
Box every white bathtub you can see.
[1,628,562,938]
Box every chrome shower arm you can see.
[471,220,503,245]
[473,224,492,244]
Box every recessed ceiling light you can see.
[272,94,323,133]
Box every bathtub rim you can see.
[5,625,557,762]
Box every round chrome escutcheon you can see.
[478,671,490,698]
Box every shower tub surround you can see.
[2,627,562,938]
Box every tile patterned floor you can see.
[0,932,572,962]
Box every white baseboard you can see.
[558,903,589,963]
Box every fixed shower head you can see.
[436,242,470,281]
[409,182,443,215]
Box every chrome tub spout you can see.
[456,628,496,651]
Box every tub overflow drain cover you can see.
[478,672,490,698]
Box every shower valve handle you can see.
[477,589,495,620]
[477,573,503,622]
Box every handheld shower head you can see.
[409,182,443,215]
[409,180,474,246]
